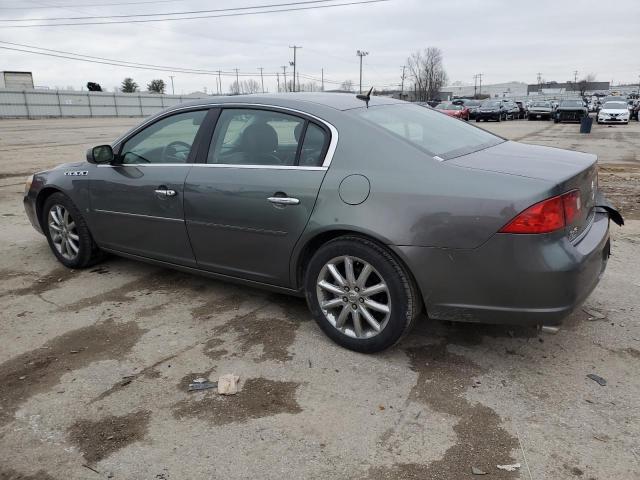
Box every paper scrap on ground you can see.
[218,374,240,395]
[497,463,521,472]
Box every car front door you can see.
[184,107,333,287]
[89,108,211,266]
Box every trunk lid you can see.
[448,141,598,240]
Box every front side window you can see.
[356,104,503,160]
[120,110,207,164]
[207,109,327,167]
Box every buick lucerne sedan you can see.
[24,93,622,352]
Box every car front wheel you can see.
[43,192,103,269]
[304,236,421,353]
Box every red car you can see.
[434,102,470,120]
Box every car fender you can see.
[31,162,93,230]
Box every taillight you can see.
[499,190,581,234]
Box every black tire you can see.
[42,192,103,269]
[304,236,421,353]
[496,115,501,122]
[475,118,480,123]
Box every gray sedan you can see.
[24,93,622,352]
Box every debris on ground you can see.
[587,374,607,386]
[496,463,521,472]
[583,308,606,320]
[471,466,487,475]
[187,377,218,392]
[217,374,240,395]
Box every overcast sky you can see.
[1,0,638,94]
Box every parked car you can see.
[475,100,507,121]
[528,101,553,120]
[434,102,470,120]
[597,101,630,124]
[452,98,481,119]
[554,99,589,123]
[632,101,640,121]
[596,96,626,114]
[23,93,622,352]
[515,101,527,119]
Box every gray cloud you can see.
[1,0,638,93]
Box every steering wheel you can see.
[162,141,192,163]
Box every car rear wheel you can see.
[304,236,421,353]
[43,192,103,269]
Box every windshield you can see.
[560,100,584,107]
[355,104,503,160]
[482,101,501,107]
[466,100,481,106]
[603,102,627,110]
[532,102,550,107]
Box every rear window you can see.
[355,104,503,160]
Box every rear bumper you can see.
[395,211,611,326]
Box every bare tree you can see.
[230,79,262,95]
[406,47,448,102]
[340,80,354,92]
[577,73,597,96]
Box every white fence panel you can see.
[0,89,209,118]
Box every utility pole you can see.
[473,74,478,97]
[258,67,265,93]
[217,70,222,95]
[289,45,302,92]
[234,68,240,95]
[276,73,280,92]
[321,68,324,91]
[169,75,175,95]
[356,50,369,93]
[281,65,288,92]
[400,66,406,98]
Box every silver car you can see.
[24,93,622,352]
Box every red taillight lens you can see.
[499,190,581,234]
[562,190,581,225]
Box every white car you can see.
[597,101,630,124]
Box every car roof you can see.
[174,92,404,112]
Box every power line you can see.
[1,0,347,22]
[0,0,184,9]
[0,43,287,78]
[0,40,291,77]
[0,0,391,27]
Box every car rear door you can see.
[89,108,213,266]
[183,106,334,287]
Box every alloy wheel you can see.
[48,204,80,260]
[316,255,391,339]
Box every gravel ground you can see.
[0,116,639,480]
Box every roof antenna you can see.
[356,86,374,107]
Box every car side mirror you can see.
[87,144,114,164]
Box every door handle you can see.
[268,196,300,205]
[155,188,177,197]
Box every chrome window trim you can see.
[97,163,327,171]
[111,102,339,169]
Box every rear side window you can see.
[299,123,328,167]
[207,108,328,167]
[356,104,503,160]
[208,109,303,166]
